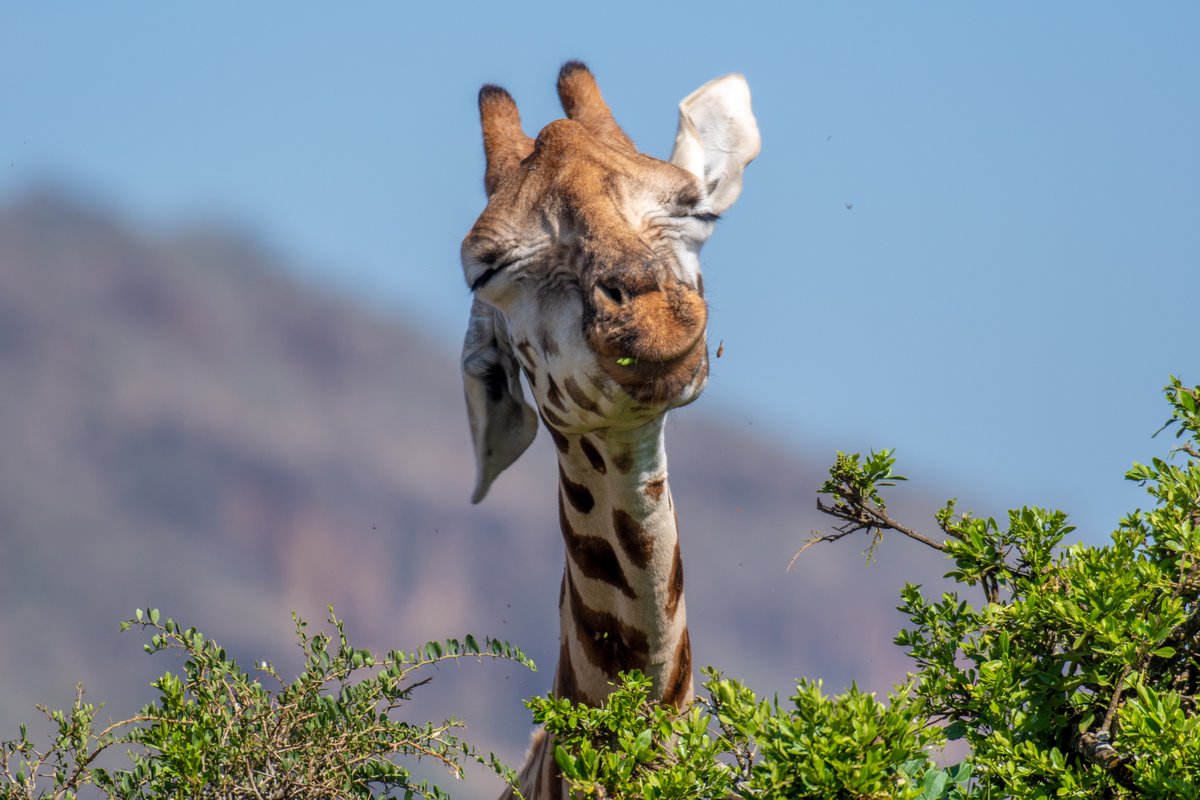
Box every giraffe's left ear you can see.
[461,298,538,504]
[670,74,761,215]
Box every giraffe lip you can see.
[613,346,695,376]
[602,337,709,405]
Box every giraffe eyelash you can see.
[470,267,501,292]
[471,256,522,292]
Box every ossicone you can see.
[478,83,533,196]
[555,60,636,154]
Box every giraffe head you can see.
[462,62,759,502]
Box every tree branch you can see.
[807,496,946,553]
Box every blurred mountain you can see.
[0,188,954,798]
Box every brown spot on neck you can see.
[553,635,578,701]
[540,411,570,454]
[566,568,650,680]
[560,494,636,600]
[588,373,614,400]
[611,450,635,474]
[563,376,601,415]
[612,508,654,569]
[643,476,666,503]
[559,463,595,514]
[579,436,607,474]
[660,627,693,709]
[665,540,684,619]
[538,327,561,357]
[542,405,570,430]
[546,374,567,411]
[516,340,538,368]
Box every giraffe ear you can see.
[669,74,761,215]
[462,298,538,504]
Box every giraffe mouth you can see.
[607,343,708,401]
[581,267,709,405]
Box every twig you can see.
[857,502,948,552]
[797,496,946,567]
[786,530,856,571]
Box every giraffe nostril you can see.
[595,280,625,308]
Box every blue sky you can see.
[3,3,1197,541]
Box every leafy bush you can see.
[529,669,968,800]
[540,378,1200,799]
[821,378,1200,797]
[0,608,533,800]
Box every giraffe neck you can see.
[551,416,692,709]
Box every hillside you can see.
[0,189,953,798]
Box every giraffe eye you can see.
[470,256,520,292]
[667,208,720,228]
[470,266,502,292]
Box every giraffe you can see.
[459,62,759,799]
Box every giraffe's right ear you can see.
[669,74,761,215]
[461,298,538,504]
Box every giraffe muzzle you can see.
[583,279,709,405]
